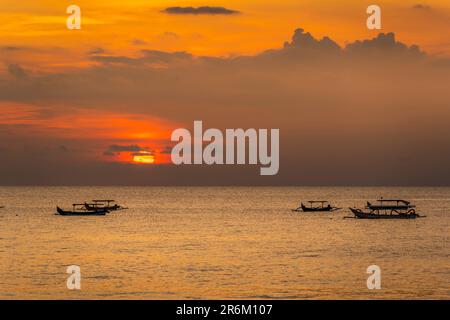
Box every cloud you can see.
[90,55,137,65]
[283,28,340,51]
[88,47,107,55]
[345,32,423,56]
[132,39,148,46]
[159,32,180,40]
[2,28,450,185]
[107,144,145,152]
[1,46,24,52]
[103,144,154,156]
[141,50,192,62]
[90,50,192,65]
[104,144,149,156]
[0,29,433,110]
[413,4,431,10]
[281,28,422,57]
[7,64,28,79]
[163,6,239,15]
[163,32,179,38]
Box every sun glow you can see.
[133,154,155,164]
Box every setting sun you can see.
[133,154,155,164]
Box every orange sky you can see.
[0,102,176,164]
[0,0,449,72]
[1,1,450,178]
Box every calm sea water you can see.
[0,187,448,299]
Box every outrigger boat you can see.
[293,201,341,212]
[56,204,108,216]
[84,200,127,212]
[349,199,424,219]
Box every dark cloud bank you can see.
[413,4,432,10]
[103,144,151,156]
[1,28,450,185]
[163,6,239,15]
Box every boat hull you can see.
[349,207,417,219]
[297,203,342,212]
[56,207,107,216]
[299,203,334,212]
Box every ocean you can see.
[0,186,448,299]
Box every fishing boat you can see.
[293,200,341,212]
[84,200,127,212]
[349,199,423,219]
[56,204,108,216]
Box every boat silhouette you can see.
[293,200,341,212]
[349,199,424,219]
[56,204,108,216]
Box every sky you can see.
[0,1,450,185]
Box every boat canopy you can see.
[366,199,415,210]
[376,199,410,205]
